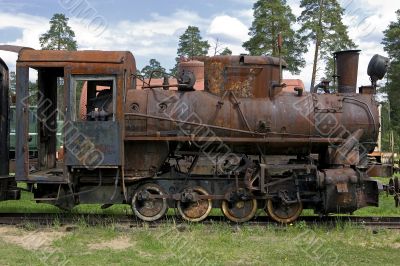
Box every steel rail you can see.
[0,213,399,229]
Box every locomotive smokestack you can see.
[334,50,361,93]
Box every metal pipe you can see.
[125,112,326,138]
[334,50,361,93]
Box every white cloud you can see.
[0,12,46,31]
[0,52,17,73]
[288,0,303,17]
[0,12,47,48]
[287,0,400,89]
[0,9,251,70]
[207,15,249,44]
[69,10,208,54]
[0,10,209,70]
[231,8,253,25]
[0,12,48,74]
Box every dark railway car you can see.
[0,57,19,200]
[0,44,397,223]
[8,105,64,159]
[0,57,8,176]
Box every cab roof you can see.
[17,49,134,64]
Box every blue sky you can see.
[0,0,398,88]
[0,0,252,21]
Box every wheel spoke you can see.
[132,183,168,222]
[177,187,212,222]
[266,199,303,223]
[221,188,257,223]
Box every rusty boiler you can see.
[125,53,379,162]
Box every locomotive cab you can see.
[12,49,135,207]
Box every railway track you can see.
[0,213,399,229]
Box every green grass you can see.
[354,192,400,216]
[0,183,132,215]
[0,222,399,265]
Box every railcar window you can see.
[71,76,116,122]
[29,109,37,124]
[9,108,14,122]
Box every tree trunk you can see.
[310,0,325,90]
[190,34,194,59]
[271,9,277,56]
[57,25,61,50]
[213,38,220,56]
[311,40,320,90]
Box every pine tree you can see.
[298,0,356,89]
[380,101,399,152]
[140,59,166,79]
[170,26,210,75]
[243,0,306,74]
[220,47,232,55]
[39,13,76,118]
[177,26,210,58]
[382,10,400,151]
[39,13,77,51]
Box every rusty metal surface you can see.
[368,164,394,177]
[201,55,285,98]
[328,129,363,165]
[131,183,168,221]
[359,86,375,94]
[124,141,168,178]
[319,168,380,213]
[0,45,33,53]
[334,50,361,93]
[15,66,29,180]
[124,87,379,156]
[178,60,204,80]
[221,187,257,223]
[18,49,132,64]
[65,121,121,166]
[177,187,212,222]
[13,49,137,183]
[266,199,303,223]
[281,79,305,93]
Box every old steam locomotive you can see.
[0,45,395,223]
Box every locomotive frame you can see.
[0,45,396,223]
